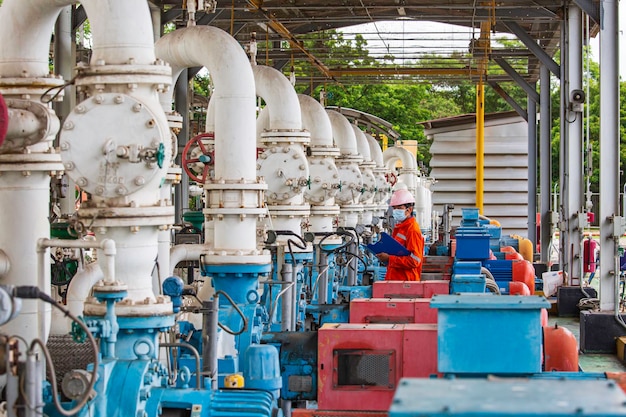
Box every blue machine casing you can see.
[389,378,626,416]
[430,294,549,374]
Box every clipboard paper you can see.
[366,232,411,256]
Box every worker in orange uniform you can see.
[376,189,424,281]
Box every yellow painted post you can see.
[476,78,485,214]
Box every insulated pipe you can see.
[327,110,359,156]
[352,125,372,162]
[0,0,156,78]
[298,95,334,148]
[156,26,257,183]
[157,26,261,253]
[169,243,206,276]
[383,146,418,193]
[383,145,418,171]
[65,262,104,322]
[252,65,302,130]
[364,133,384,168]
[0,250,10,278]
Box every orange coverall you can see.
[386,217,424,281]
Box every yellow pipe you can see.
[476,78,485,214]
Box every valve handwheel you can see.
[385,172,398,187]
[182,132,215,183]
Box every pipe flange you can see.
[0,152,63,173]
[59,93,170,198]
[0,99,60,152]
[0,77,65,102]
[202,252,272,266]
[84,296,175,319]
[257,145,309,203]
[337,154,364,164]
[308,147,341,158]
[75,63,172,91]
[260,129,310,145]
[77,205,174,228]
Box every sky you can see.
[342,6,626,78]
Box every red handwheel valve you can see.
[182,132,215,183]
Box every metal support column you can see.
[559,16,569,278]
[566,5,584,284]
[527,90,537,254]
[540,65,552,262]
[476,79,485,214]
[598,0,620,312]
[174,69,190,223]
[54,7,77,216]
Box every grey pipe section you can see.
[281,263,294,332]
[539,65,552,262]
[567,4,583,282]
[318,251,329,304]
[160,342,202,389]
[599,0,620,311]
[202,298,219,390]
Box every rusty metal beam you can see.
[327,67,475,77]
[246,0,336,82]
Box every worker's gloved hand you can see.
[377,253,390,264]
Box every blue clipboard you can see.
[366,232,411,256]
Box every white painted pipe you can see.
[364,133,384,167]
[252,65,302,130]
[169,243,206,276]
[66,262,104,322]
[156,229,171,294]
[326,110,358,156]
[298,95,333,148]
[156,26,257,181]
[0,250,10,277]
[0,0,156,77]
[383,145,418,171]
[256,106,270,146]
[352,125,371,162]
[0,173,50,343]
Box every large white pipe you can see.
[327,110,358,156]
[364,133,384,168]
[298,95,334,148]
[383,145,418,171]
[156,26,257,182]
[169,243,206,276]
[352,125,372,162]
[252,65,302,131]
[0,0,156,78]
[66,263,104,322]
[157,26,260,254]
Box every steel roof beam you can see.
[494,57,540,103]
[572,0,599,24]
[487,81,528,121]
[502,21,560,77]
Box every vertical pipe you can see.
[567,5,584,283]
[540,65,552,262]
[202,297,219,390]
[527,88,537,252]
[175,69,190,224]
[318,251,329,304]
[347,240,358,286]
[599,0,620,311]
[54,6,77,216]
[475,80,485,214]
[281,263,294,332]
[559,17,569,278]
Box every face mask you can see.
[392,209,407,223]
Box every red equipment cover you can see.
[349,298,438,324]
[317,323,438,411]
[372,280,449,299]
